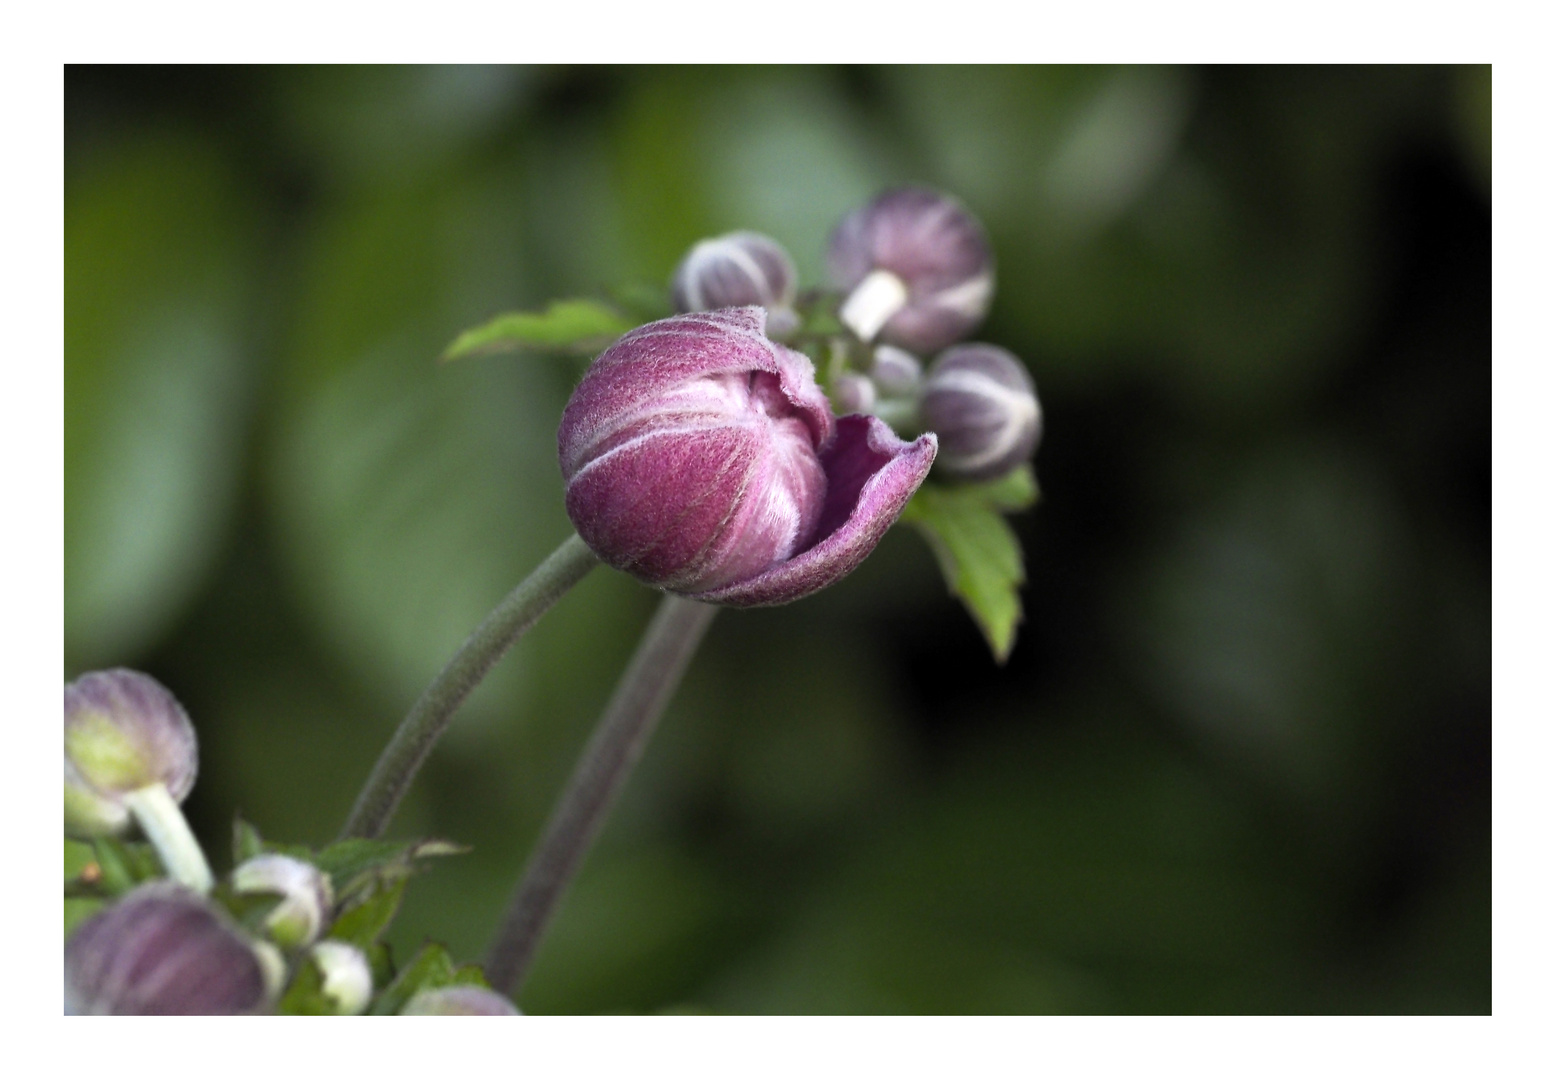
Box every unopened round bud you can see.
[832,372,877,415]
[672,231,798,314]
[309,940,373,1015]
[920,344,1041,481]
[232,855,335,949]
[64,669,198,839]
[829,187,994,354]
[401,986,521,1015]
[870,345,923,397]
[65,883,272,1015]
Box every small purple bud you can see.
[870,345,923,397]
[401,986,521,1015]
[559,308,937,606]
[671,231,798,314]
[64,883,272,1015]
[829,187,995,354]
[65,669,198,839]
[232,855,334,949]
[920,344,1042,482]
[833,372,877,415]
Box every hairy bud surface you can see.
[920,344,1041,481]
[829,188,994,353]
[65,883,271,1015]
[559,308,936,605]
[64,670,198,839]
[672,231,797,314]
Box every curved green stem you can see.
[124,783,213,893]
[340,533,599,841]
[483,594,717,997]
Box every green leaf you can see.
[370,942,459,1015]
[89,837,164,896]
[900,466,1039,663]
[311,837,469,906]
[440,299,635,362]
[276,954,334,1016]
[232,817,265,865]
[328,879,406,951]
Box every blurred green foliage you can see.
[64,65,1489,1013]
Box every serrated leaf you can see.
[328,879,406,951]
[232,817,265,865]
[440,299,635,362]
[900,467,1039,663]
[370,942,459,1015]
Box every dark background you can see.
[64,65,1490,1013]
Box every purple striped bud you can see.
[672,231,797,314]
[65,669,198,839]
[64,883,272,1015]
[920,344,1042,482]
[829,188,995,354]
[401,986,521,1015]
[559,308,937,606]
[870,345,923,398]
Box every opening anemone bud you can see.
[401,986,521,1015]
[64,883,273,1015]
[672,231,798,315]
[64,669,198,839]
[920,344,1042,482]
[829,187,995,354]
[559,307,937,606]
[232,855,335,949]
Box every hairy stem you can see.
[484,594,717,996]
[340,533,599,841]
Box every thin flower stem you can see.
[339,533,600,841]
[124,783,215,893]
[483,593,717,997]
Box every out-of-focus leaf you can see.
[89,837,164,895]
[65,135,255,669]
[329,879,406,950]
[369,942,473,1015]
[231,817,265,866]
[899,466,1039,662]
[314,837,469,905]
[440,299,634,362]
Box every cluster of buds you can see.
[62,667,522,1016]
[561,186,1039,602]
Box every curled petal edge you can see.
[686,415,937,607]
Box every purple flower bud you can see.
[401,986,521,1015]
[920,344,1042,482]
[65,883,272,1015]
[832,372,877,415]
[870,345,923,398]
[559,307,937,606]
[829,187,995,354]
[65,669,198,839]
[671,231,798,314]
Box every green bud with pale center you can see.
[232,854,335,949]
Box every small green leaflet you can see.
[440,299,636,362]
[899,465,1040,663]
[369,942,492,1015]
